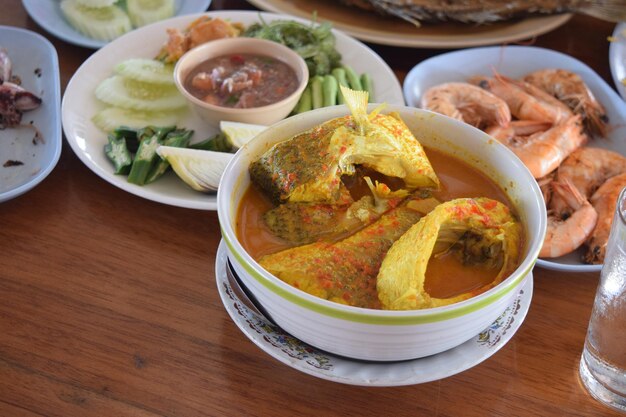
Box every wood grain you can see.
[0,0,622,415]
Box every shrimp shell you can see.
[584,173,626,264]
[540,179,598,258]
[549,147,626,216]
[485,120,551,144]
[470,75,572,125]
[524,69,609,137]
[420,82,511,129]
[507,115,587,179]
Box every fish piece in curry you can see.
[249,88,440,205]
[377,197,522,310]
[259,202,426,309]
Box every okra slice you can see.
[127,134,162,185]
[104,133,133,175]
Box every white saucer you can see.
[215,241,533,387]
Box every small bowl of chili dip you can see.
[174,37,308,127]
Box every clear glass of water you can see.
[579,186,626,412]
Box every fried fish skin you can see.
[264,178,414,245]
[249,89,440,205]
[259,205,424,309]
[249,116,353,205]
[339,0,626,26]
[377,198,522,310]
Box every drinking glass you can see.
[579,187,626,412]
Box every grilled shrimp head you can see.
[377,198,522,310]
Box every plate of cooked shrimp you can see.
[403,45,626,273]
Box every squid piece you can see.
[377,198,522,310]
[249,86,440,204]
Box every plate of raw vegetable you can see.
[61,11,404,210]
[22,0,212,49]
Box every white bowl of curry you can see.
[217,89,546,362]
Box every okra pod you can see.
[189,133,232,152]
[137,125,176,142]
[127,134,162,185]
[322,75,338,107]
[343,65,363,91]
[361,73,374,102]
[310,75,324,109]
[331,67,349,104]
[146,130,193,184]
[104,133,133,175]
[112,126,139,153]
[294,84,312,114]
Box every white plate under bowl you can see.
[62,11,405,210]
[403,45,626,273]
[609,22,626,101]
[22,0,212,49]
[215,241,533,387]
[0,26,61,203]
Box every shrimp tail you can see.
[540,179,598,258]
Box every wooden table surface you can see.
[1,1,623,416]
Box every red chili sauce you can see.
[184,53,299,109]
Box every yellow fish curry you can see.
[238,86,524,310]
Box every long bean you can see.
[322,75,338,107]
[310,76,324,109]
[343,65,362,91]
[331,67,349,104]
[361,73,374,102]
[294,84,312,114]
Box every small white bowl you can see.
[217,105,546,362]
[174,37,308,127]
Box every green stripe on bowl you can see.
[221,230,534,325]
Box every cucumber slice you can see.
[114,59,175,85]
[126,0,175,28]
[74,0,117,7]
[95,75,187,111]
[92,107,183,133]
[60,0,132,41]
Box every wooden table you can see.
[1,1,622,416]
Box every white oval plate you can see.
[22,0,212,49]
[609,22,626,101]
[215,240,533,386]
[0,26,61,203]
[62,11,405,210]
[403,45,626,273]
[247,0,571,49]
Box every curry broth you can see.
[237,146,521,303]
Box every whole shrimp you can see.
[524,69,608,137]
[499,115,587,179]
[540,179,598,258]
[584,173,626,264]
[549,147,626,216]
[420,82,511,129]
[485,119,551,144]
[470,74,572,125]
